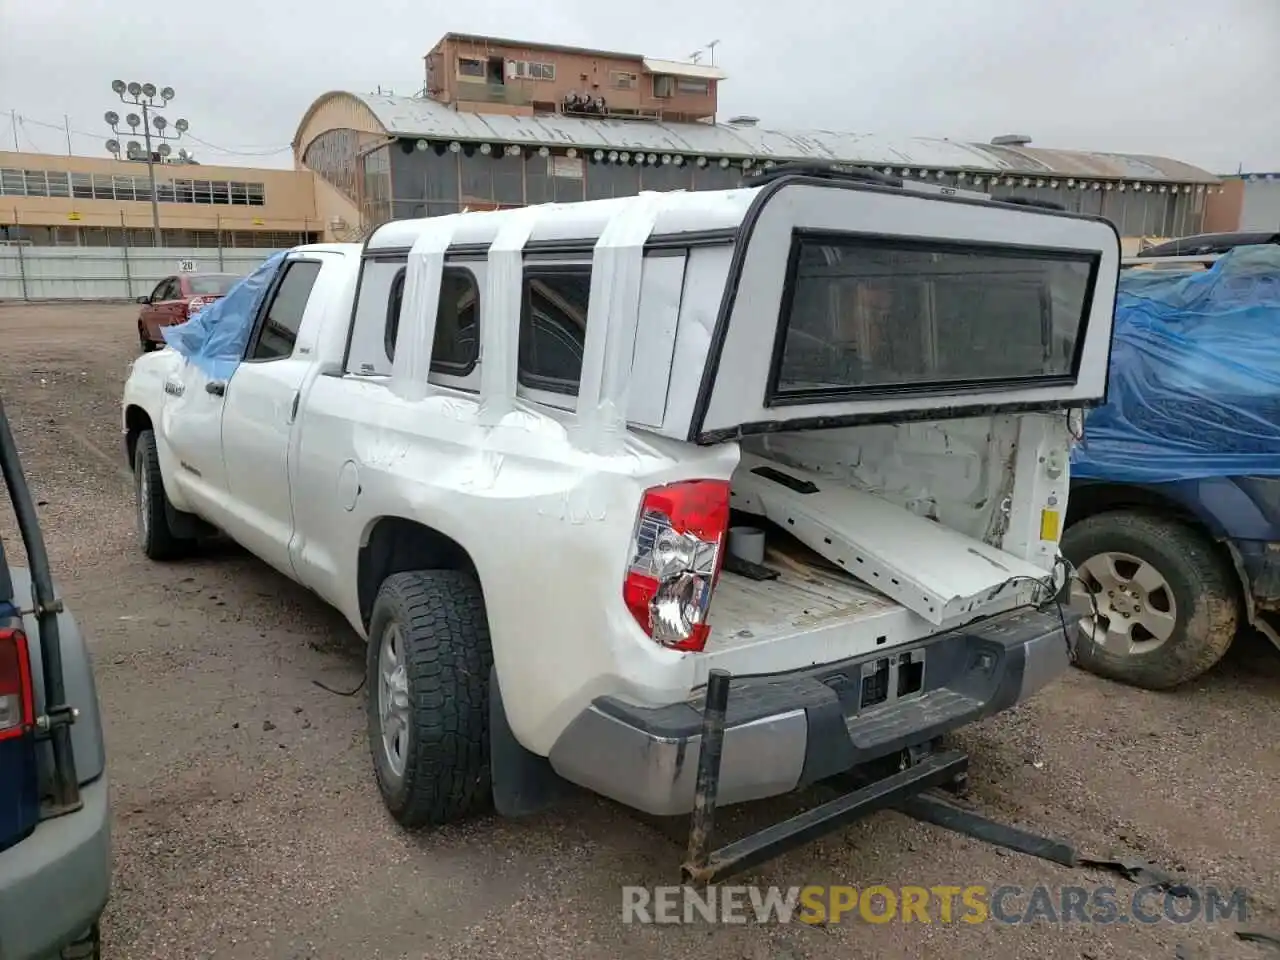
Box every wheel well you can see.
[1066,482,1203,531]
[1065,482,1246,604]
[357,517,481,629]
[124,405,153,470]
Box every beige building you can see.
[0,150,321,247]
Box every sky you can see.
[1,0,1277,175]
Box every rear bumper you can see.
[0,776,110,959]
[548,606,1072,816]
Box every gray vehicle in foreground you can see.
[0,396,110,959]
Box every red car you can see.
[135,272,241,352]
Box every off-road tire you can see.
[134,429,187,561]
[367,569,493,827]
[1061,510,1238,690]
[61,923,101,959]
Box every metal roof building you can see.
[294,91,1223,242]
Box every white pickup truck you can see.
[122,166,1120,865]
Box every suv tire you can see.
[367,569,493,827]
[1062,511,1238,689]
[60,923,101,959]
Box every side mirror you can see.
[136,295,150,304]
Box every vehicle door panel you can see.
[218,257,326,578]
[157,355,234,523]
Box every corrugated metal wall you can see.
[1239,180,1280,232]
[0,246,285,301]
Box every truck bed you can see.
[706,539,902,656]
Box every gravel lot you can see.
[1,301,1277,960]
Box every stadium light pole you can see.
[104,81,189,248]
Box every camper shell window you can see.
[768,232,1099,405]
[385,265,480,376]
[518,266,592,396]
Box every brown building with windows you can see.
[425,33,724,123]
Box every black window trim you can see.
[383,264,481,378]
[763,228,1102,409]
[241,257,324,364]
[518,263,592,397]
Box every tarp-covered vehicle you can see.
[1064,245,1280,688]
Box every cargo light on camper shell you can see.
[623,480,730,653]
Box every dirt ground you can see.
[1,301,1277,960]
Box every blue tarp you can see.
[1072,245,1280,483]
[160,252,287,380]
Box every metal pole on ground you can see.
[120,210,133,300]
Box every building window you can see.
[511,60,556,81]
[519,267,591,395]
[0,166,270,206]
[302,127,361,203]
[611,71,637,89]
[653,75,676,98]
[0,169,25,195]
[458,57,486,78]
[773,234,1096,402]
[676,77,710,95]
[23,170,48,197]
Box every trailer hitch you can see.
[681,668,1079,886]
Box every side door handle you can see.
[206,381,226,397]
[289,391,300,422]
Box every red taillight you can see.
[623,479,731,653]
[186,295,218,317]
[0,627,34,741]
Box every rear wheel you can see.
[60,923,101,959]
[367,569,493,828]
[134,429,189,561]
[1062,511,1238,689]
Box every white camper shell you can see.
[124,167,1120,840]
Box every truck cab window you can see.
[384,267,480,375]
[518,268,591,395]
[249,259,322,361]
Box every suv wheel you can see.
[61,923,101,959]
[1062,511,1238,689]
[367,569,494,827]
